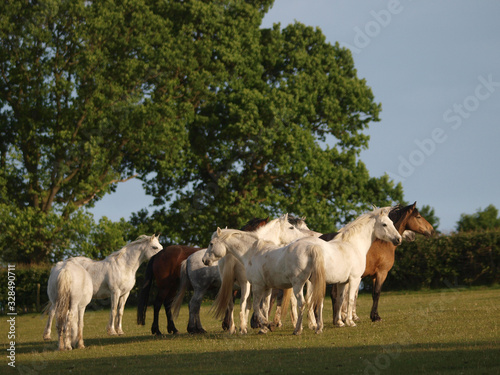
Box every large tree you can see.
[142,22,404,246]
[0,0,273,262]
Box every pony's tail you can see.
[172,259,190,319]
[137,254,156,325]
[211,259,235,320]
[55,268,72,333]
[309,245,326,313]
[279,288,292,324]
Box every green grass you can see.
[2,287,499,374]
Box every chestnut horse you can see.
[137,218,269,336]
[328,202,434,322]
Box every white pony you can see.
[202,228,326,335]
[209,214,320,334]
[44,235,162,339]
[299,207,402,329]
[47,259,93,350]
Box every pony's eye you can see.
[382,223,387,227]
[152,246,158,250]
[289,226,295,230]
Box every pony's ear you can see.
[412,201,417,209]
[217,227,222,235]
[381,207,391,216]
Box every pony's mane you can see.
[240,217,269,231]
[389,203,416,231]
[287,215,307,228]
[216,229,256,242]
[338,207,390,241]
[107,235,154,259]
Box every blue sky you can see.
[90,1,500,232]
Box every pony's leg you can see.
[330,284,337,323]
[340,282,349,322]
[239,281,252,334]
[107,293,119,335]
[315,298,324,334]
[261,290,273,329]
[115,291,129,335]
[370,272,388,322]
[290,292,298,327]
[222,291,237,331]
[57,314,65,351]
[164,298,179,335]
[345,277,361,327]
[292,285,306,335]
[352,288,360,321]
[43,303,55,341]
[66,310,76,350]
[76,305,85,349]
[269,289,280,327]
[188,289,206,334]
[226,295,236,334]
[333,283,347,327]
[252,287,270,334]
[151,291,165,335]
[304,280,317,330]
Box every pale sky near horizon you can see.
[90,1,500,232]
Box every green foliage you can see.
[0,204,94,263]
[385,228,500,290]
[456,204,500,232]
[0,263,51,313]
[0,0,274,261]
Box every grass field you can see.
[2,286,499,374]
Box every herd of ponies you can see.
[43,203,434,350]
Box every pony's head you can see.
[142,234,163,259]
[202,227,233,266]
[273,214,318,244]
[391,202,434,237]
[372,207,402,246]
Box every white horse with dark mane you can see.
[46,259,93,350]
[44,235,162,339]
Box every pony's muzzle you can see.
[392,236,402,246]
[202,258,212,266]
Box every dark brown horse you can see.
[327,202,434,322]
[137,245,200,335]
[137,218,269,336]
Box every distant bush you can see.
[0,263,52,314]
[383,228,499,290]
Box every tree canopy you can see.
[456,204,500,232]
[139,22,404,246]
[1,0,404,262]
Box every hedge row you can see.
[1,229,498,313]
[383,228,499,290]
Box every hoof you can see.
[371,315,382,322]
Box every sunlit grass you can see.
[3,286,499,374]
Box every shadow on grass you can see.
[14,340,499,375]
